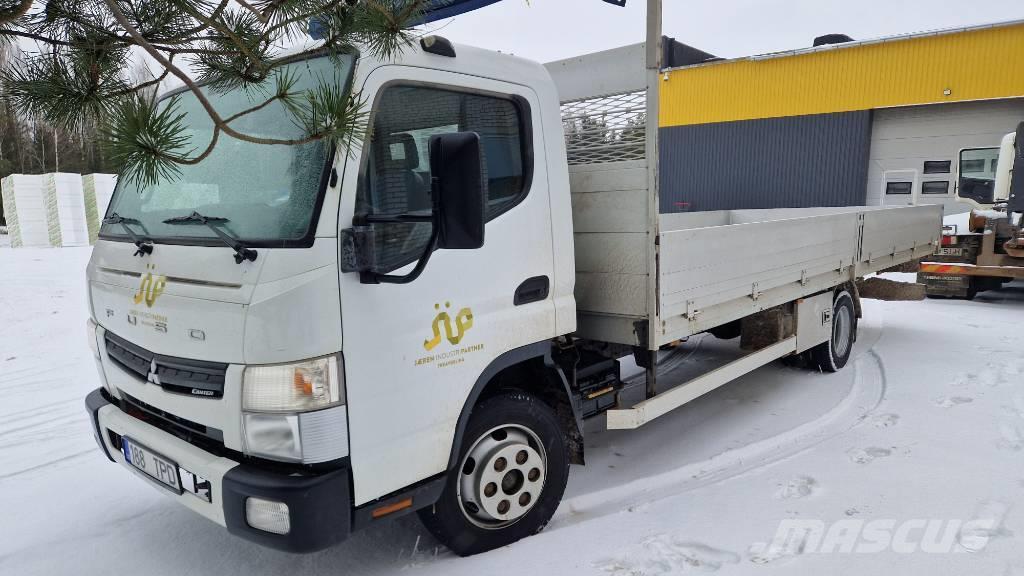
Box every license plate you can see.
[937,247,963,256]
[122,437,182,493]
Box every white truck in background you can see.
[919,123,1024,298]
[84,35,941,555]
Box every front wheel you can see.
[810,290,857,372]
[418,391,569,556]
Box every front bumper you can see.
[84,388,351,553]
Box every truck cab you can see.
[919,123,1024,298]
[86,41,576,553]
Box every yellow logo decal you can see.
[423,302,474,351]
[133,266,167,308]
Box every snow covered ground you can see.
[1,245,1022,575]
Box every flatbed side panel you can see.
[727,205,894,224]
[857,204,943,275]
[659,212,860,321]
[570,161,650,343]
[576,312,645,347]
[653,205,940,345]
[660,267,848,344]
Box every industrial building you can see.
[647,20,1024,214]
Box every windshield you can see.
[100,54,355,245]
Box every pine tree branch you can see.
[175,2,269,81]
[0,0,31,26]
[232,0,268,23]
[108,53,175,97]
[152,0,230,44]
[0,29,73,48]
[265,0,344,37]
[105,0,328,148]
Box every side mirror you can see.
[430,132,486,249]
[341,131,486,285]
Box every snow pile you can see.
[973,209,1008,220]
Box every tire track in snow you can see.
[1,398,79,423]
[0,449,94,482]
[552,347,889,530]
[0,410,81,443]
[0,361,78,383]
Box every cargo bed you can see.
[548,47,943,350]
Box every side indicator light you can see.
[371,497,414,519]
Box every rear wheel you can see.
[810,290,857,372]
[965,285,978,300]
[418,391,569,556]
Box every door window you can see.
[357,85,530,272]
[958,147,999,205]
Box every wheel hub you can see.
[457,425,547,529]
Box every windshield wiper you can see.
[103,212,153,257]
[162,211,258,264]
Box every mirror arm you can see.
[362,224,438,285]
[359,178,441,285]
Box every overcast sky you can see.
[427,0,1024,63]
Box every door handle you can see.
[514,276,550,306]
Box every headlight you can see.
[242,355,343,412]
[242,408,348,463]
[241,355,349,464]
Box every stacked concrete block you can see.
[1,174,49,248]
[2,172,118,248]
[43,173,91,247]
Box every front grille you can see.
[118,392,227,453]
[122,393,218,439]
[104,331,228,398]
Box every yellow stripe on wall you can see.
[660,23,1024,128]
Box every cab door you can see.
[337,66,557,505]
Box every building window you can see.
[923,160,951,174]
[357,84,531,273]
[921,181,949,195]
[885,182,912,195]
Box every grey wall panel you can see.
[866,98,1024,213]
[659,111,872,212]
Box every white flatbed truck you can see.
[83,33,941,555]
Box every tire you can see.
[418,391,569,556]
[964,279,978,301]
[810,290,857,372]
